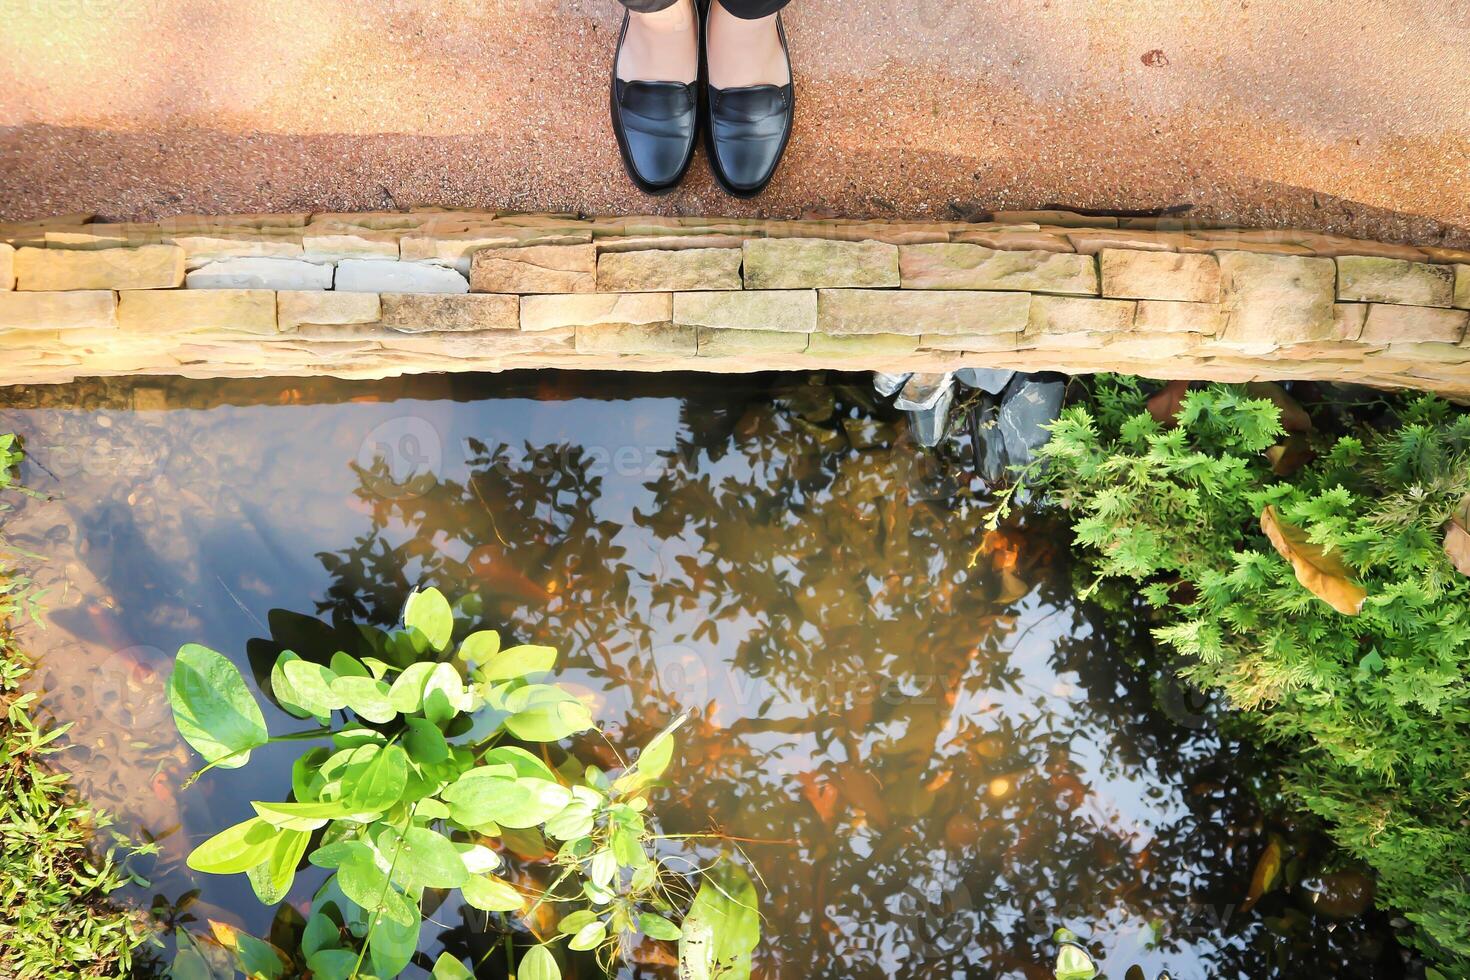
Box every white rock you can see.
[186,257,333,291]
[335,260,469,294]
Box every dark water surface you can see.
[0,373,1400,979]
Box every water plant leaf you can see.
[431,953,475,980]
[248,827,311,904]
[455,842,501,874]
[461,873,525,912]
[336,844,417,926]
[302,911,341,958]
[544,802,596,841]
[442,769,571,828]
[558,910,599,935]
[329,652,370,678]
[270,650,322,722]
[369,908,421,978]
[680,860,759,980]
[345,743,409,811]
[388,661,436,713]
[481,745,558,782]
[168,644,269,768]
[305,949,357,980]
[614,715,685,794]
[188,817,283,875]
[378,826,468,889]
[1260,506,1367,615]
[518,945,561,980]
[422,661,467,725]
[404,716,450,764]
[404,587,454,652]
[252,799,378,830]
[569,920,606,951]
[208,920,289,980]
[480,643,557,681]
[274,657,343,722]
[457,629,501,666]
[639,913,682,941]
[504,685,594,742]
[331,675,397,724]
[1053,942,1099,980]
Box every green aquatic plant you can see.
[0,433,157,977]
[167,586,760,980]
[1004,378,1470,972]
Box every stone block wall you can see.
[2,209,1468,396]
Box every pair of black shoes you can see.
[610,3,793,198]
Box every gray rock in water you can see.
[894,372,954,411]
[873,371,912,398]
[970,400,1009,483]
[904,391,956,447]
[997,374,1066,467]
[954,367,1015,395]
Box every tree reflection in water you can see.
[307,374,1399,979]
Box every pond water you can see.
[0,372,1402,979]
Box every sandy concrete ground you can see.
[1,0,1467,245]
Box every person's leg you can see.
[705,0,791,89]
[616,0,698,85]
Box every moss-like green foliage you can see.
[0,433,156,977]
[1020,379,1470,971]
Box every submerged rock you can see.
[873,371,912,398]
[895,372,956,448]
[954,367,1015,395]
[970,399,1009,483]
[997,374,1066,468]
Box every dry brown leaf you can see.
[1264,433,1314,476]
[1446,495,1470,577]
[1146,380,1192,426]
[1246,381,1313,432]
[1260,505,1367,615]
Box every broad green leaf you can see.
[404,587,454,651]
[611,822,647,868]
[292,747,330,802]
[481,745,558,782]
[269,651,316,721]
[346,743,409,811]
[613,715,685,795]
[442,768,570,828]
[361,656,391,680]
[557,910,599,935]
[423,661,466,724]
[305,949,357,980]
[504,686,594,742]
[208,920,288,980]
[188,817,282,875]
[388,661,437,713]
[456,842,501,874]
[331,675,396,724]
[252,799,377,831]
[589,849,616,889]
[640,913,682,941]
[337,845,417,926]
[480,644,557,681]
[369,909,421,979]
[302,911,340,958]
[170,947,213,980]
[518,945,560,980]
[329,651,370,678]
[280,658,344,719]
[378,826,469,889]
[168,644,269,768]
[431,953,475,980]
[681,860,759,980]
[248,827,310,904]
[458,630,500,665]
[461,873,524,912]
[1054,942,1099,980]
[404,716,450,764]
[544,803,595,841]
[308,839,372,871]
[568,920,606,951]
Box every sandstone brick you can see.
[993,210,1117,228]
[1026,296,1137,339]
[1452,265,1469,310]
[1423,246,1470,264]
[0,290,116,332]
[595,234,749,253]
[1133,301,1222,335]
[899,244,1098,295]
[278,291,381,331]
[15,245,184,290]
[596,248,742,292]
[399,228,592,274]
[42,224,165,249]
[303,230,401,261]
[744,239,899,289]
[575,323,696,356]
[1217,251,1336,349]
[118,288,277,335]
[470,244,597,294]
[697,328,809,356]
[0,244,12,290]
[817,289,1030,336]
[1381,342,1470,364]
[186,257,333,290]
[335,260,469,294]
[1360,304,1468,345]
[1333,304,1368,341]
[521,292,672,332]
[807,332,921,357]
[1064,230,1190,255]
[760,220,953,245]
[377,293,519,333]
[1180,234,1314,256]
[1100,249,1220,303]
[1337,255,1455,307]
[950,228,1074,252]
[919,332,1022,352]
[673,290,816,333]
[167,232,305,268]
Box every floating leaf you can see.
[613,715,685,794]
[1054,940,1099,980]
[504,686,595,742]
[680,860,759,980]
[518,945,561,980]
[168,644,269,768]
[404,587,454,652]
[457,629,501,665]
[480,644,557,681]
[188,817,283,875]
[208,920,289,980]
[461,873,525,912]
[431,953,475,980]
[331,675,396,724]
[640,912,682,941]
[1260,506,1367,615]
[346,743,409,811]
[379,826,469,889]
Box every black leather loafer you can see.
[703,11,793,198]
[610,12,699,195]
